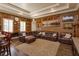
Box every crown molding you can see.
[0,3,32,19]
[31,4,69,18]
[33,5,78,18]
[30,3,59,14]
[7,3,30,13]
[0,3,78,19]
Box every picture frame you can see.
[62,15,74,22]
[63,23,73,29]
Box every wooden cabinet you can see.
[75,22,79,37]
[0,20,1,31]
[26,21,31,32]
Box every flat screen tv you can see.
[63,16,74,22]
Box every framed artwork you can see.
[50,22,60,27]
[62,15,74,22]
[63,23,73,29]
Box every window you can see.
[31,19,36,31]
[20,21,26,32]
[3,18,13,32]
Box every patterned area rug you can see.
[11,39,72,56]
[11,39,23,46]
[56,43,72,56]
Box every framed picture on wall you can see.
[63,23,73,29]
[62,15,74,22]
[50,22,60,27]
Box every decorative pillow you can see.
[42,32,45,35]
[64,34,71,38]
[38,32,42,35]
[0,32,2,35]
[22,33,26,36]
[52,33,57,37]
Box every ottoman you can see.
[25,36,36,43]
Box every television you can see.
[63,16,74,22]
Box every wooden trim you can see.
[0,12,32,33]
[35,10,79,37]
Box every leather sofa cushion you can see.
[38,32,42,35]
[22,33,26,36]
[42,32,45,35]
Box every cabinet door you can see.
[76,24,79,37]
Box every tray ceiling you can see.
[11,3,56,12]
[0,3,78,19]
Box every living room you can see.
[0,3,79,56]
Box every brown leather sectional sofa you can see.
[30,31,58,41]
[58,32,72,45]
[17,31,72,45]
[30,31,72,45]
